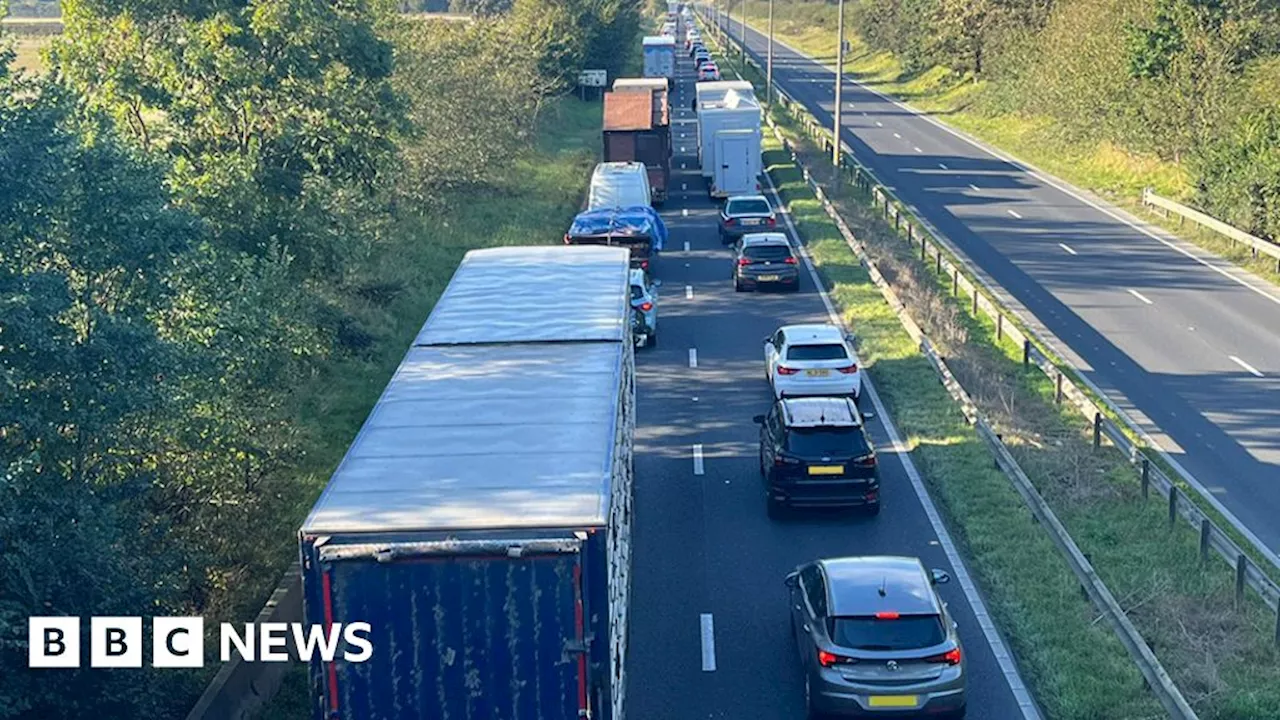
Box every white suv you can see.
[764,324,862,402]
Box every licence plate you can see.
[805,368,830,377]
[868,696,919,708]
[808,465,844,475]
[742,218,761,225]
[757,274,779,281]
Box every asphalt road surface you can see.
[626,26,1040,720]
[707,12,1280,558]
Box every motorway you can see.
[710,13,1280,557]
[626,32,1039,720]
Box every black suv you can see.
[754,397,879,517]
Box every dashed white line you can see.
[683,183,688,190]
[1007,209,1022,219]
[1229,355,1264,377]
[1058,243,1077,256]
[683,240,691,252]
[969,184,980,192]
[893,132,901,139]
[938,163,948,170]
[1127,288,1153,305]
[692,444,704,475]
[875,121,883,127]
[700,613,716,671]
[682,208,689,217]
[685,284,694,300]
[688,348,698,368]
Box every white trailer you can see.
[695,88,762,190]
[642,36,676,84]
[712,128,763,198]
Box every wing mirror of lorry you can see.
[784,571,799,588]
[930,569,951,585]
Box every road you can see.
[709,12,1280,557]
[626,30,1039,720]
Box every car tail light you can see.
[784,257,797,264]
[837,364,857,374]
[738,257,751,266]
[724,217,736,226]
[818,650,856,667]
[767,217,776,226]
[926,648,962,666]
[564,234,572,244]
[774,454,800,466]
[776,366,799,375]
[856,454,877,467]
[875,611,899,619]
[640,302,653,312]
[641,259,649,269]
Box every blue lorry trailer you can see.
[299,246,636,720]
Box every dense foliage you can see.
[0,0,643,717]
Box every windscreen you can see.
[728,198,771,215]
[830,614,946,651]
[744,244,792,261]
[786,343,848,361]
[786,427,870,457]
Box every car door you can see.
[764,329,784,375]
[760,403,781,473]
[794,565,827,665]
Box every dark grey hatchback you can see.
[734,233,800,291]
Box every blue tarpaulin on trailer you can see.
[567,206,667,252]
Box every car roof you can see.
[727,194,770,205]
[780,397,860,428]
[740,232,789,246]
[819,556,941,617]
[780,323,844,344]
[629,268,648,285]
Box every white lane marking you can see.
[685,285,694,299]
[761,167,1043,720]
[893,132,901,139]
[1127,288,1153,305]
[692,444,704,474]
[700,613,716,671]
[683,208,689,216]
[683,183,688,190]
[682,162,687,169]
[938,163,948,170]
[684,240,691,252]
[681,146,686,152]
[862,111,869,116]
[1007,209,1022,219]
[914,147,923,153]
[875,121,883,127]
[1229,355,1264,377]
[969,184,980,192]
[688,348,698,368]
[1059,243,1078,256]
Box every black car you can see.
[754,397,879,517]
[695,53,713,70]
[733,233,800,291]
[719,194,777,243]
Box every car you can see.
[695,52,713,69]
[754,397,879,515]
[733,233,800,291]
[630,268,659,348]
[697,64,721,82]
[764,323,863,401]
[719,194,777,243]
[785,556,965,718]
[690,42,706,58]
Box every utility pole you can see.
[766,0,774,105]
[739,0,746,65]
[833,0,845,166]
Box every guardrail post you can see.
[1022,339,1031,367]
[935,247,942,275]
[997,313,1004,342]
[921,235,928,263]
[1168,487,1178,527]
[893,208,900,230]
[1200,519,1211,563]
[952,268,959,297]
[1055,372,1063,404]
[971,288,979,316]
[1274,601,1280,646]
[1093,412,1101,448]
[1236,554,1247,607]
[1141,458,1150,498]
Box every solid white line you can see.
[1007,209,1022,219]
[684,240,691,252]
[761,165,1043,720]
[1127,288,1153,305]
[1229,355,1264,377]
[700,613,716,671]
[938,163,948,170]
[685,284,694,300]
[692,444,704,475]
[688,348,698,368]
[1059,243,1078,256]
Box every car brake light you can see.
[738,257,751,266]
[641,259,649,269]
[926,648,962,666]
[857,454,877,467]
[564,234,572,244]
[784,257,797,264]
[776,366,799,375]
[640,302,652,312]
[725,217,736,226]
[837,364,858,374]
[818,650,856,667]
[767,217,776,226]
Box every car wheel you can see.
[804,674,824,719]
[734,278,744,292]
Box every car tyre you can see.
[804,675,825,720]
[734,278,745,292]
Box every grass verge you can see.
[721,2,1280,290]
[739,43,1280,716]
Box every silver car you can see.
[630,269,659,348]
[786,556,966,718]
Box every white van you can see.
[587,162,653,210]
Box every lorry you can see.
[587,161,653,211]
[642,36,676,85]
[691,78,753,113]
[299,245,636,720]
[565,205,668,275]
[695,85,763,198]
[603,88,671,204]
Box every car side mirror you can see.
[763,336,772,344]
[930,569,951,585]
[752,414,766,425]
[784,571,799,588]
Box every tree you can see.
[450,0,513,14]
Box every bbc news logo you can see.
[28,617,373,668]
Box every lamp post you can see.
[739,0,746,65]
[766,0,774,106]
[833,0,845,166]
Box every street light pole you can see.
[833,0,845,166]
[740,1,746,65]
[766,0,774,106]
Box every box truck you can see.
[642,36,676,85]
[603,89,671,203]
[712,127,763,198]
[695,88,762,197]
[691,78,753,114]
[299,245,636,720]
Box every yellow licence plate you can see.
[868,696,919,708]
[808,465,844,475]
[806,368,830,377]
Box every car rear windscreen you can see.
[728,199,771,215]
[744,245,792,261]
[830,614,946,651]
[786,343,847,361]
[630,285,645,300]
[786,427,870,457]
